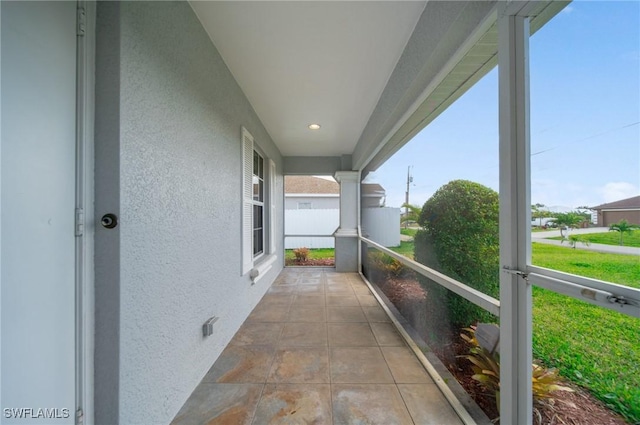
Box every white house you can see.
[284,176,394,248]
[284,176,386,210]
[284,176,340,249]
[361,183,387,208]
[2,2,637,425]
[284,176,340,210]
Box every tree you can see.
[554,212,586,238]
[608,219,639,246]
[562,234,591,249]
[401,203,421,228]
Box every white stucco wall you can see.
[361,207,401,247]
[94,3,283,424]
[285,195,339,210]
[284,209,339,249]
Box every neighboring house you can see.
[285,177,340,248]
[362,183,386,208]
[284,176,340,210]
[284,176,391,248]
[284,176,386,209]
[592,196,640,226]
[3,3,618,425]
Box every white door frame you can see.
[75,1,96,424]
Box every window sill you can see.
[250,254,277,284]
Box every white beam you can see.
[498,4,532,424]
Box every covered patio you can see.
[171,268,481,424]
[8,2,637,425]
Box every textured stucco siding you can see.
[94,2,283,424]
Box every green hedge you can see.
[413,230,453,343]
[416,179,499,327]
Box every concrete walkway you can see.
[171,268,472,425]
[532,227,640,255]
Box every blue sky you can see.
[365,1,640,211]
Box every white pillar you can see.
[498,3,533,424]
[334,171,359,271]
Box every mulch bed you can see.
[373,274,630,425]
[285,258,335,267]
[447,341,628,424]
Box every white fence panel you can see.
[285,208,400,249]
[361,207,400,247]
[285,209,339,249]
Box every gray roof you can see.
[591,195,640,210]
[284,176,339,194]
[361,183,385,196]
[284,176,386,197]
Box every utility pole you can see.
[405,166,412,228]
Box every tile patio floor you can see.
[171,268,464,425]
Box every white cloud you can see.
[531,179,602,208]
[597,182,640,203]
[530,178,640,208]
[561,5,574,14]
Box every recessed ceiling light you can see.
[308,124,321,130]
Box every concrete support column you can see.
[333,171,359,272]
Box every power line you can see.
[531,121,639,157]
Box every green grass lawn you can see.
[284,247,335,261]
[390,240,415,259]
[284,240,418,262]
[531,243,640,422]
[387,239,639,422]
[548,230,640,247]
[400,228,419,237]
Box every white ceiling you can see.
[189,1,426,157]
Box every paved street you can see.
[532,227,640,255]
[400,227,640,255]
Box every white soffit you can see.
[189,1,426,157]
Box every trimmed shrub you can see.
[416,179,499,327]
[413,230,453,344]
[293,247,309,262]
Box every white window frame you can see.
[242,127,277,277]
[268,158,277,255]
[252,149,265,259]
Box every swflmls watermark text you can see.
[3,408,70,420]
